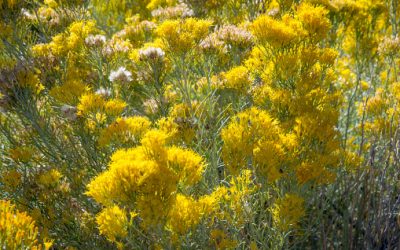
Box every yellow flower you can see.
[360,80,369,91]
[156,18,212,53]
[1,170,21,190]
[319,48,338,65]
[221,107,284,180]
[31,43,50,57]
[77,93,105,115]
[16,69,44,95]
[68,20,97,45]
[49,80,89,105]
[271,193,305,231]
[96,206,128,242]
[77,93,126,117]
[141,129,170,163]
[87,129,206,228]
[216,170,256,226]
[161,103,197,143]
[251,14,302,47]
[98,116,152,147]
[104,99,127,116]
[297,3,331,40]
[366,88,387,116]
[167,146,205,186]
[9,146,34,163]
[0,200,50,249]
[221,66,252,93]
[146,0,177,11]
[167,194,203,235]
[44,0,58,8]
[37,169,62,188]
[198,187,227,215]
[43,20,98,56]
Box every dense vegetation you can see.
[1,0,400,249]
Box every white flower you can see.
[268,8,279,17]
[140,21,157,31]
[139,47,165,60]
[102,45,113,57]
[378,36,400,55]
[85,34,107,47]
[199,34,225,51]
[217,25,253,46]
[21,8,35,20]
[151,3,194,19]
[114,29,127,39]
[113,40,130,53]
[143,98,159,115]
[102,39,130,56]
[95,87,112,97]
[109,67,133,83]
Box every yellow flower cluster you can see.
[49,80,89,105]
[37,169,62,188]
[271,193,305,231]
[252,2,332,48]
[32,20,98,57]
[251,14,303,48]
[221,107,287,181]
[9,146,34,163]
[220,66,252,93]
[0,200,52,249]
[77,93,127,118]
[216,170,257,226]
[96,205,129,243]
[297,3,331,40]
[98,116,152,147]
[15,69,44,94]
[4,0,399,248]
[156,18,212,53]
[245,3,341,185]
[146,0,178,11]
[87,129,205,227]
[1,170,21,191]
[167,194,205,235]
[167,170,256,239]
[158,103,197,143]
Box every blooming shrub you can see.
[1,0,400,249]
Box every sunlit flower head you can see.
[85,34,107,47]
[109,67,133,83]
[139,47,165,60]
[95,87,112,98]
